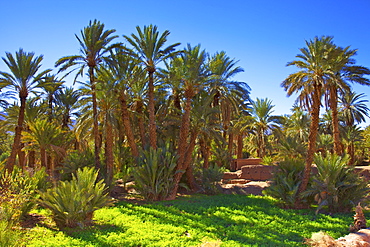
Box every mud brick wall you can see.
[240,165,274,181]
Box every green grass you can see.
[24,194,359,247]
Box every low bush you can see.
[38,167,113,228]
[195,163,225,195]
[303,152,370,213]
[59,149,94,181]
[133,145,178,201]
[264,158,313,208]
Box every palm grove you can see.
[1,20,370,206]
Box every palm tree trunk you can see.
[6,96,27,172]
[119,92,139,157]
[18,143,26,170]
[90,68,101,171]
[184,131,198,192]
[330,87,342,155]
[28,150,35,168]
[228,132,234,157]
[296,85,321,208]
[237,134,243,158]
[105,119,114,185]
[167,95,193,200]
[148,70,157,149]
[200,138,210,169]
[40,147,47,171]
[136,101,147,148]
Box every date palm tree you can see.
[340,91,369,127]
[249,98,281,158]
[124,24,181,149]
[0,48,51,171]
[55,19,120,170]
[282,36,334,206]
[323,45,370,155]
[54,87,81,129]
[167,44,209,199]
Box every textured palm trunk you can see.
[167,95,193,200]
[105,119,114,185]
[90,68,101,171]
[28,150,36,168]
[200,138,210,169]
[237,134,243,158]
[18,143,26,170]
[330,87,342,155]
[119,92,139,157]
[347,143,355,166]
[228,132,234,157]
[296,84,322,208]
[147,70,157,149]
[136,101,147,148]
[184,131,198,192]
[40,147,47,171]
[6,96,27,172]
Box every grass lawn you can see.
[23,194,360,247]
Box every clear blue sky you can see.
[1,0,370,123]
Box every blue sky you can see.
[1,0,370,123]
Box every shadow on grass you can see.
[29,194,357,247]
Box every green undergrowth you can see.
[24,194,361,247]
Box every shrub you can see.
[195,163,225,195]
[38,167,113,228]
[303,152,370,213]
[0,166,49,220]
[59,149,94,181]
[133,145,178,201]
[263,158,313,208]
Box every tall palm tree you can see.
[105,49,143,157]
[96,70,119,185]
[167,44,209,199]
[248,98,281,158]
[323,45,370,155]
[207,51,250,157]
[55,19,120,170]
[281,36,334,205]
[0,48,51,171]
[124,24,181,149]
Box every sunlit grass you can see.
[24,194,360,246]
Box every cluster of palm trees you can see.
[0,21,369,199]
[282,36,370,205]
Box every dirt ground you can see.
[220,181,270,196]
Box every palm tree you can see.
[284,107,310,142]
[249,98,281,158]
[55,19,120,170]
[0,48,51,171]
[38,74,64,120]
[207,51,250,157]
[167,44,209,199]
[323,45,370,155]
[22,119,64,179]
[54,87,81,129]
[124,24,181,149]
[340,91,369,127]
[105,49,142,157]
[281,36,334,205]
